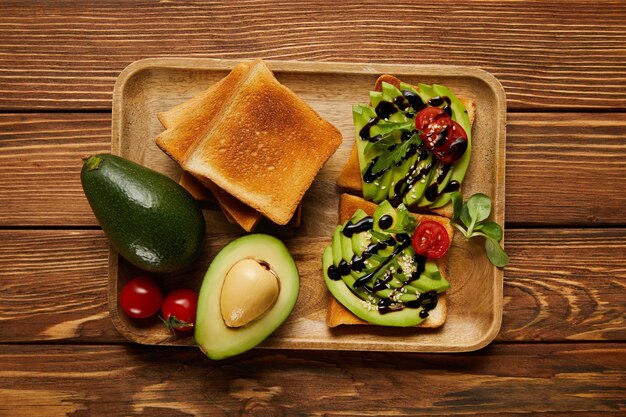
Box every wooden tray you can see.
[110,58,506,353]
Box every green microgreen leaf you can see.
[370,133,421,175]
[485,238,510,267]
[467,193,492,223]
[374,120,415,135]
[480,221,503,242]
[460,202,472,229]
[450,192,509,268]
[393,205,417,235]
[450,191,463,223]
[370,135,397,152]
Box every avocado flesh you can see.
[402,153,435,207]
[324,202,449,327]
[353,81,472,209]
[373,200,398,232]
[324,247,441,327]
[340,221,355,263]
[80,154,205,273]
[195,234,299,360]
[429,84,473,208]
[332,225,343,266]
[350,209,370,256]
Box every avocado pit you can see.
[220,258,280,327]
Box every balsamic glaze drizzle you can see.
[327,214,439,317]
[378,214,393,230]
[343,216,374,237]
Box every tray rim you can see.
[109,57,506,353]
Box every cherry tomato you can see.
[415,107,468,164]
[411,220,451,259]
[416,107,452,150]
[434,120,468,165]
[120,276,163,319]
[161,288,198,335]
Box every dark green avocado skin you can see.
[80,154,205,273]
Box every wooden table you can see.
[1,1,625,415]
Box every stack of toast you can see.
[156,59,342,231]
[327,75,477,329]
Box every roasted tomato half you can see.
[416,107,468,164]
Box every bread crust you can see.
[326,193,451,328]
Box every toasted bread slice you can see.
[160,59,342,225]
[178,171,303,230]
[197,176,264,232]
[178,171,214,202]
[156,62,265,231]
[156,61,253,165]
[183,171,264,232]
[178,171,275,232]
[326,193,451,328]
[337,75,476,218]
[183,60,342,225]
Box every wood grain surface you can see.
[1,112,625,227]
[1,1,626,110]
[1,229,624,344]
[1,0,625,414]
[0,344,624,416]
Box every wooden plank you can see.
[0,229,624,343]
[0,1,626,110]
[506,113,626,226]
[0,343,624,415]
[1,112,625,227]
[0,113,110,226]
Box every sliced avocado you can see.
[353,81,471,211]
[430,84,473,208]
[352,104,378,201]
[416,160,446,207]
[381,82,402,102]
[415,83,473,208]
[405,155,434,207]
[323,247,426,327]
[369,91,384,107]
[195,234,299,360]
[331,225,343,266]
[340,221,354,263]
[80,154,205,273]
[322,201,449,327]
[372,200,398,232]
[388,151,418,201]
[373,168,393,203]
[416,82,436,103]
[410,259,450,294]
[349,209,371,256]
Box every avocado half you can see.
[195,234,299,360]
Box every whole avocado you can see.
[81,154,205,273]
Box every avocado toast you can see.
[324,193,452,327]
[337,75,476,218]
[325,75,475,328]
